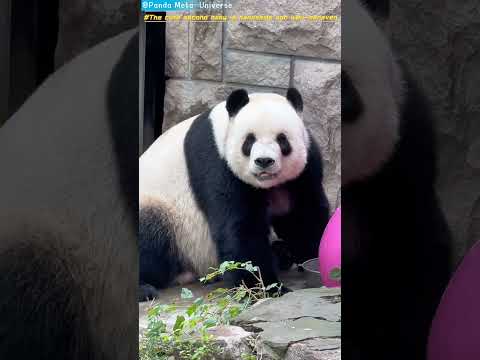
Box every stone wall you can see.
[164,0,341,208]
[390,1,480,262]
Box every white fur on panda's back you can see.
[139,116,219,275]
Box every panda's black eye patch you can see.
[277,133,292,156]
[242,133,256,156]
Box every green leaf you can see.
[194,297,204,306]
[186,303,199,317]
[244,262,256,273]
[203,273,218,282]
[164,304,177,313]
[181,288,194,299]
[173,315,185,332]
[203,318,217,328]
[229,306,241,318]
[207,288,227,301]
[147,306,159,317]
[330,267,341,281]
[233,287,247,301]
[219,261,234,273]
[217,297,229,310]
[186,320,197,330]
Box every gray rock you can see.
[255,318,341,355]
[225,51,291,88]
[226,0,341,59]
[190,2,224,80]
[255,341,284,360]
[234,288,341,358]
[234,288,341,325]
[285,338,341,360]
[166,12,190,78]
[293,59,341,209]
[208,325,255,359]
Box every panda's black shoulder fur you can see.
[107,31,139,226]
[184,109,266,241]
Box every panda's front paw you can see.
[139,284,158,302]
[264,282,291,297]
[271,240,295,271]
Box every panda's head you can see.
[342,0,404,185]
[211,88,310,189]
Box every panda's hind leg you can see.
[139,205,182,301]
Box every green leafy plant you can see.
[330,267,341,282]
[241,354,257,360]
[140,261,283,360]
[199,260,284,301]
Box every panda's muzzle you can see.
[255,157,275,169]
[254,172,278,181]
[253,157,278,180]
[250,142,280,181]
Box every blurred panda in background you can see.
[0,30,138,360]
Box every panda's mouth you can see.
[254,172,278,181]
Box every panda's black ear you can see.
[286,87,303,113]
[226,89,249,118]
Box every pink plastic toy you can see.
[427,241,480,360]
[318,207,341,287]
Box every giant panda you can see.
[0,30,138,359]
[139,88,330,300]
[342,1,452,359]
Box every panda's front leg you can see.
[214,214,281,291]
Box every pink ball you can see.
[318,207,341,287]
[427,241,480,360]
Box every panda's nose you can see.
[255,157,275,169]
